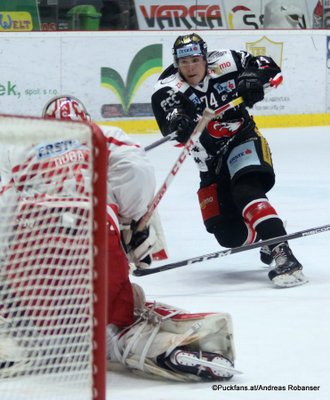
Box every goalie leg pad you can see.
[107,301,236,382]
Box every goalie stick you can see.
[133,223,330,276]
[137,96,244,232]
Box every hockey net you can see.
[0,115,107,400]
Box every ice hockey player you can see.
[0,95,165,376]
[0,96,237,380]
[41,95,238,381]
[151,33,307,288]
[42,95,168,270]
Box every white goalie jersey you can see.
[0,125,155,221]
[0,123,167,263]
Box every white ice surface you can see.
[107,126,330,400]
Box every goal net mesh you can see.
[0,116,107,400]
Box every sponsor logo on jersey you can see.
[209,60,233,76]
[200,196,214,210]
[175,79,186,89]
[36,140,81,160]
[228,141,260,178]
[219,61,232,70]
[54,150,86,167]
[188,93,202,106]
[230,148,252,164]
[213,79,235,94]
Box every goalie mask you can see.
[172,33,207,67]
[42,95,91,122]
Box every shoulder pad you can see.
[154,72,190,94]
[207,50,231,65]
[158,63,177,80]
[207,50,238,76]
[235,50,251,69]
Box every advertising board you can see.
[0,30,328,131]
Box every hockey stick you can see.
[136,108,214,231]
[133,223,330,276]
[144,131,177,152]
[137,97,244,232]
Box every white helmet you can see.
[42,95,91,122]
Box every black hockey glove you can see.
[169,108,194,143]
[237,68,264,108]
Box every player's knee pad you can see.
[197,183,221,233]
[242,198,279,230]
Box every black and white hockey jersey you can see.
[151,49,281,173]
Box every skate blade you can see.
[178,353,242,378]
[271,270,308,288]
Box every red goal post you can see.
[0,115,107,400]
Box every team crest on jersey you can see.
[213,80,236,95]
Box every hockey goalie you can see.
[0,96,238,382]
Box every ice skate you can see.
[260,245,274,266]
[161,346,237,380]
[268,243,308,287]
[260,221,287,267]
